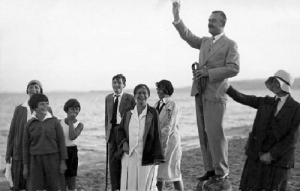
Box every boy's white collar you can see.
[32,111,52,121]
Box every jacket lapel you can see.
[203,36,226,65]
[109,94,114,114]
[275,95,294,119]
[119,94,128,115]
[143,106,152,142]
[125,111,132,139]
[159,99,170,122]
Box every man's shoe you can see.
[210,174,228,181]
[197,170,215,181]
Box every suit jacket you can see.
[105,92,135,143]
[174,20,240,103]
[6,104,53,160]
[227,86,300,168]
[117,105,165,166]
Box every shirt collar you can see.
[32,111,52,121]
[113,91,123,98]
[213,32,224,43]
[161,97,170,104]
[21,101,29,108]
[132,104,148,117]
[275,94,289,103]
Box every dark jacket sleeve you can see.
[227,86,260,109]
[23,121,30,164]
[151,108,165,164]
[269,107,300,160]
[117,111,129,148]
[104,96,108,139]
[6,107,18,158]
[55,120,68,160]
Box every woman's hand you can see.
[60,160,67,174]
[23,164,29,179]
[5,156,11,164]
[123,142,129,155]
[260,152,273,165]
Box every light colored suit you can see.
[174,20,240,175]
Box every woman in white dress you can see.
[117,84,165,191]
[155,80,183,191]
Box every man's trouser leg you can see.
[195,95,229,175]
[195,95,214,172]
[109,125,121,191]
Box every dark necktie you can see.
[273,97,281,116]
[156,100,165,114]
[111,95,119,126]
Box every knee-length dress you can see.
[120,105,158,191]
[155,98,182,182]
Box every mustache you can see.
[208,24,215,28]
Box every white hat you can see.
[265,70,294,94]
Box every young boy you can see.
[61,99,84,191]
[224,70,300,190]
[104,74,135,191]
[23,93,67,191]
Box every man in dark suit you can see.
[224,70,300,190]
[104,74,135,191]
[172,2,240,180]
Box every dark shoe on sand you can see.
[197,170,215,181]
[210,174,229,181]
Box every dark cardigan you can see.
[227,86,300,168]
[117,104,165,166]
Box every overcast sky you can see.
[1,0,300,92]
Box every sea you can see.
[1,88,300,166]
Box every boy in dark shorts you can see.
[61,99,84,191]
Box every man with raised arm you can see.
[172,2,240,181]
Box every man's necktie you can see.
[156,100,165,114]
[208,37,215,52]
[273,97,281,116]
[111,95,119,126]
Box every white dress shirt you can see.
[128,105,147,159]
[113,91,124,124]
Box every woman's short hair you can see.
[63,99,81,113]
[133,84,150,96]
[28,93,49,110]
[156,80,174,96]
[26,80,43,94]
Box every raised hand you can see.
[123,141,129,154]
[172,1,181,22]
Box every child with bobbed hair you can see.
[23,93,67,191]
[61,99,84,191]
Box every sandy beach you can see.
[1,125,299,191]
